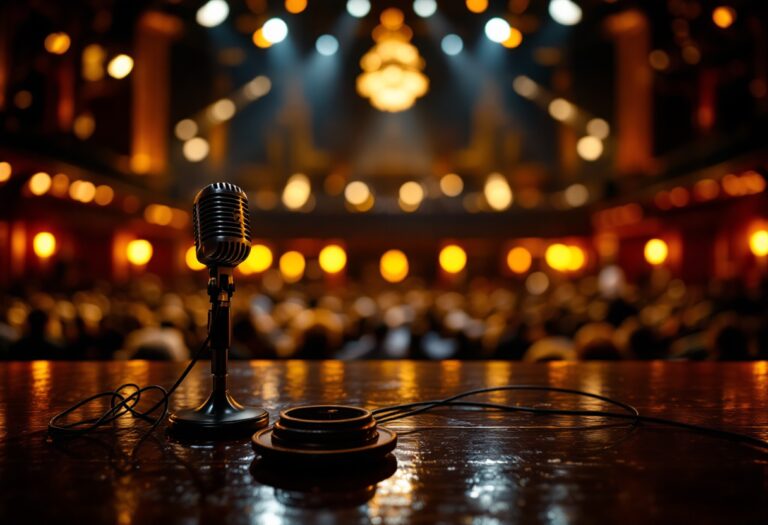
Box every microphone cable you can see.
[371,385,768,451]
[47,306,221,452]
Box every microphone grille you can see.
[193,182,252,268]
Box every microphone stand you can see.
[168,266,268,439]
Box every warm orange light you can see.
[252,29,272,48]
[506,247,532,274]
[44,32,71,55]
[501,27,523,48]
[285,0,307,14]
[319,244,347,274]
[69,180,96,203]
[33,232,56,259]
[126,239,153,266]
[722,174,744,196]
[750,230,768,257]
[280,251,306,283]
[380,250,409,283]
[380,8,405,30]
[466,0,488,14]
[693,179,720,201]
[439,244,467,274]
[644,238,668,266]
[0,161,11,183]
[440,173,463,197]
[712,6,736,29]
[669,186,689,207]
[185,246,206,271]
[567,246,586,271]
[144,204,173,225]
[107,54,134,79]
[243,244,273,274]
[545,243,571,271]
[29,172,52,196]
[94,185,114,206]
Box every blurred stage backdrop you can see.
[0,0,767,361]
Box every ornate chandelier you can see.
[356,8,429,113]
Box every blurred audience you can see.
[1,268,767,362]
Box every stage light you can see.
[245,76,272,99]
[693,179,720,201]
[82,44,106,81]
[750,230,768,257]
[285,0,307,14]
[485,18,511,43]
[564,183,589,207]
[144,204,173,225]
[50,173,69,197]
[209,98,236,122]
[586,118,610,139]
[252,29,272,48]
[440,173,463,197]
[548,98,575,122]
[513,75,538,98]
[29,172,52,196]
[73,113,95,140]
[506,247,532,274]
[107,54,133,79]
[549,0,582,26]
[577,136,603,161]
[644,239,668,266]
[712,6,736,29]
[45,33,70,55]
[280,251,306,283]
[33,232,56,259]
[567,246,586,271]
[484,173,513,211]
[316,35,339,56]
[282,173,312,210]
[441,34,463,56]
[344,181,371,206]
[126,239,153,266]
[262,18,288,44]
[186,246,206,271]
[244,244,273,273]
[399,181,424,208]
[0,162,11,183]
[183,138,210,162]
[94,185,114,206]
[525,271,549,295]
[196,0,230,28]
[439,245,467,274]
[347,0,371,18]
[380,250,409,283]
[413,0,437,18]
[501,27,523,49]
[175,119,198,141]
[545,243,571,271]
[319,245,347,274]
[669,186,689,207]
[466,0,488,14]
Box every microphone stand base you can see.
[168,393,269,440]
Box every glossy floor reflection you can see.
[1,361,768,524]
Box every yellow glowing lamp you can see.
[380,250,409,283]
[126,239,153,266]
[545,243,571,271]
[185,246,206,271]
[750,230,768,257]
[280,251,306,283]
[506,247,532,274]
[439,244,467,274]
[319,245,347,274]
[567,246,586,271]
[33,232,57,259]
[644,238,669,266]
[244,244,273,273]
[29,172,52,196]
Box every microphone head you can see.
[193,182,251,268]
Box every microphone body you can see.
[193,182,251,268]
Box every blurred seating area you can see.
[2,270,766,362]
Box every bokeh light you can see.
[749,230,768,257]
[712,6,736,29]
[484,173,513,211]
[243,244,273,274]
[126,239,153,266]
[440,173,464,197]
[545,243,571,271]
[346,0,370,18]
[549,0,582,26]
[282,173,312,210]
[285,0,307,14]
[441,34,463,56]
[485,18,511,43]
[316,35,339,56]
[185,246,206,271]
[380,250,409,283]
[466,0,488,14]
[576,136,604,161]
[319,245,347,274]
[280,251,306,283]
[29,172,52,196]
[107,54,134,79]
[439,245,467,274]
[183,137,210,162]
[413,0,437,18]
[644,238,669,266]
[506,247,532,274]
[345,181,371,206]
[33,232,56,259]
[44,33,71,55]
[0,161,11,183]
[262,18,288,44]
[196,0,229,28]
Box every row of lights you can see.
[43,34,134,79]
[654,171,765,210]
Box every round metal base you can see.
[169,407,269,438]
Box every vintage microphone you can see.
[168,182,269,438]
